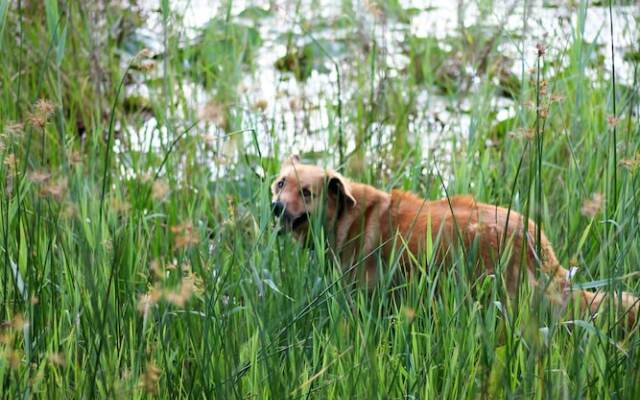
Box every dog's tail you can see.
[577,289,640,328]
[538,238,639,329]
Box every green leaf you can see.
[238,6,272,20]
[570,271,640,289]
[574,218,593,256]
[56,23,68,65]
[44,0,59,37]
[0,0,9,52]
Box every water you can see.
[116,0,638,177]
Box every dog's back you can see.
[377,189,637,326]
[271,161,638,327]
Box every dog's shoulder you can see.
[390,190,475,206]
[448,194,476,207]
[390,189,424,204]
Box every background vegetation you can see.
[1,0,639,398]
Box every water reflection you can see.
[117,0,637,178]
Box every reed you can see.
[0,0,639,398]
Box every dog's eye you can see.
[301,188,312,198]
[276,180,285,190]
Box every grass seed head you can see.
[549,93,565,103]
[28,99,55,128]
[619,153,640,170]
[137,61,156,72]
[539,79,548,96]
[150,259,164,280]
[111,197,132,214]
[364,0,384,19]
[4,349,22,370]
[607,115,620,127]
[27,170,52,184]
[3,122,24,137]
[11,314,26,331]
[0,331,12,345]
[538,104,549,119]
[199,101,227,128]
[137,286,162,315]
[172,221,200,249]
[164,274,198,307]
[253,99,268,112]
[68,150,84,166]
[508,128,535,140]
[402,306,416,323]
[4,153,17,172]
[48,352,65,367]
[40,177,68,200]
[202,132,216,146]
[171,221,193,234]
[152,180,170,201]
[140,360,160,395]
[581,193,604,218]
[134,48,152,61]
[61,202,78,219]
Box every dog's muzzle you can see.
[271,201,285,217]
[272,201,308,231]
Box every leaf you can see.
[274,39,347,81]
[263,278,293,301]
[56,23,68,65]
[44,0,59,37]
[44,0,67,65]
[0,0,9,52]
[237,6,272,20]
[569,271,640,290]
[187,17,263,86]
[574,219,593,257]
[18,223,27,289]
[487,345,507,397]
[9,259,27,302]
[563,319,628,356]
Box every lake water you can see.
[116,0,638,178]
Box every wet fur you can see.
[272,160,639,326]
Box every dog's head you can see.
[271,156,356,237]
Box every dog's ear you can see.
[283,154,300,166]
[327,170,356,207]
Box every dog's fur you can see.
[271,157,639,325]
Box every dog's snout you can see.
[272,201,285,217]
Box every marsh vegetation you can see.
[1,0,639,397]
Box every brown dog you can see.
[271,157,638,325]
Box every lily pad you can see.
[490,115,516,142]
[186,17,262,87]
[237,6,272,20]
[623,50,640,63]
[275,39,346,81]
[368,0,428,24]
[406,36,465,93]
[123,95,153,115]
[488,55,520,99]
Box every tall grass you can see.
[1,0,639,398]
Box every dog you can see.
[271,156,639,326]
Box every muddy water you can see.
[117,0,638,177]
